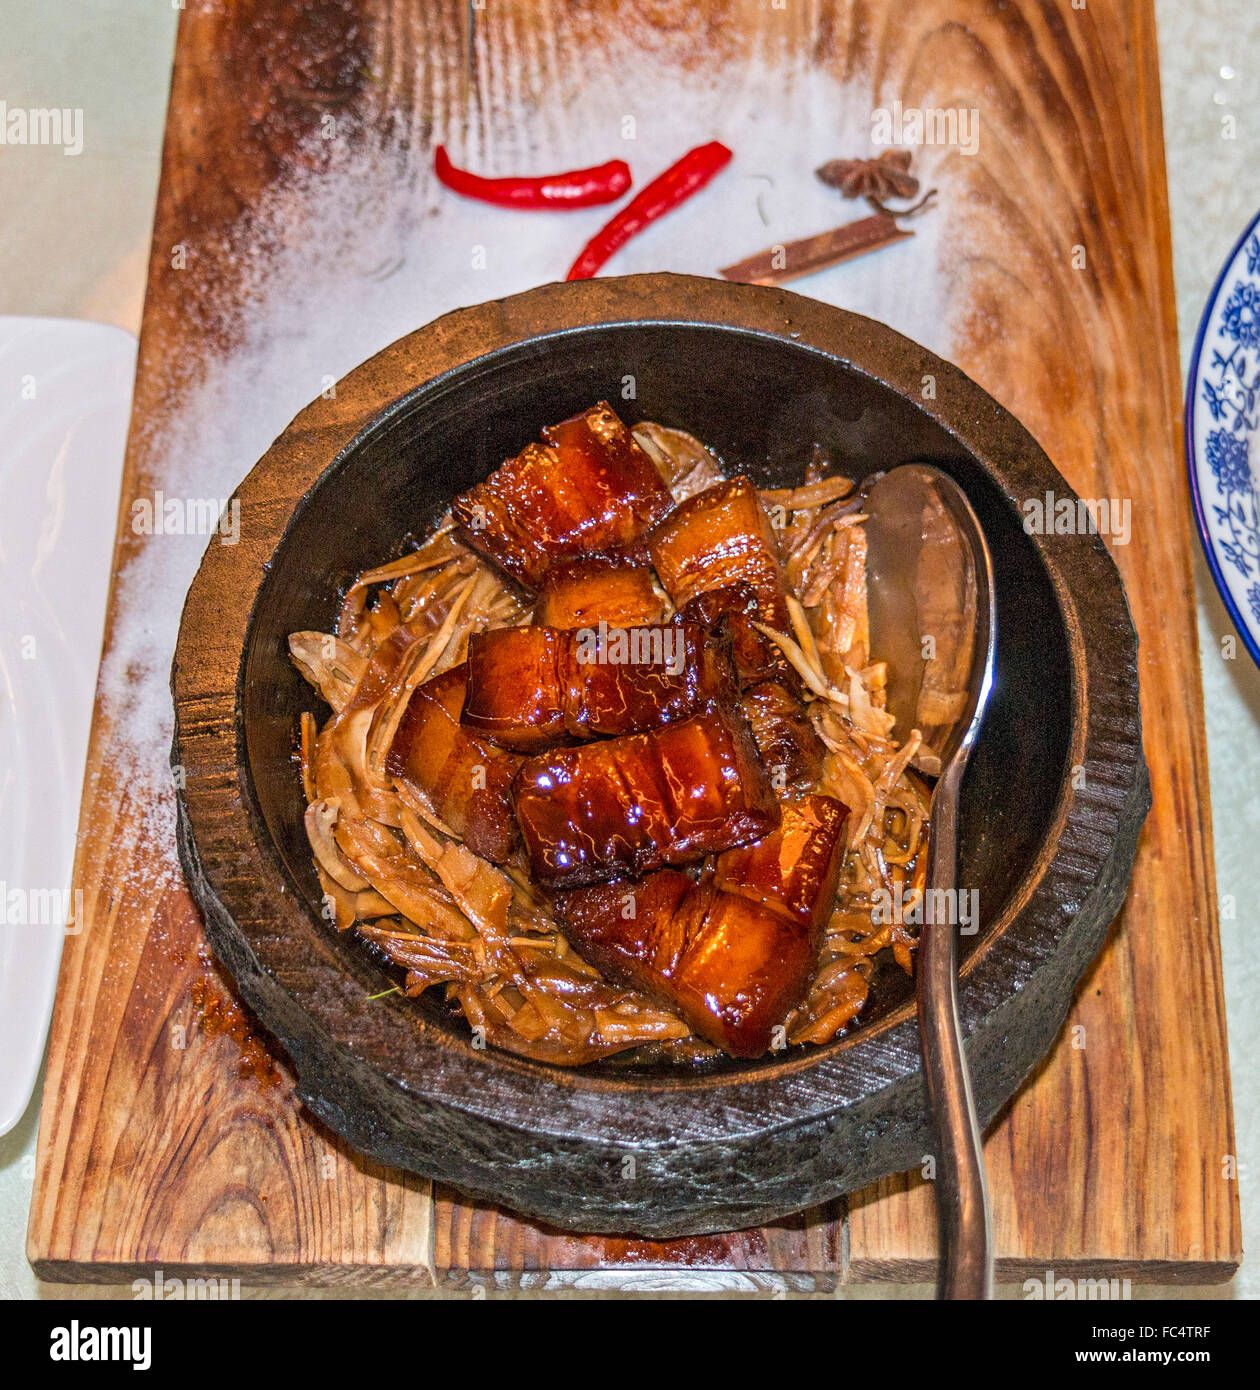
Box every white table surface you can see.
[0,0,1254,1299]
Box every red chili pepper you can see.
[565,141,733,281]
[434,145,632,210]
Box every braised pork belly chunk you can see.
[555,794,847,1054]
[534,555,666,629]
[676,581,797,690]
[459,625,568,752]
[513,707,780,889]
[555,872,817,1057]
[384,664,521,862]
[452,403,674,591]
[649,476,790,630]
[740,680,826,792]
[713,794,848,932]
[461,621,735,752]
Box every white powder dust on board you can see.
[97,55,972,896]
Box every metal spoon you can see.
[862,463,997,1300]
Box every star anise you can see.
[815,150,934,217]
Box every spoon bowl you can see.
[865,464,996,770]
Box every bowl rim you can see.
[1184,201,1260,670]
[171,273,1148,1202]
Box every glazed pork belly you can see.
[534,555,666,629]
[739,679,826,793]
[555,795,847,1055]
[648,476,790,630]
[554,872,814,1057]
[452,403,674,591]
[713,794,848,932]
[656,497,821,786]
[676,581,796,690]
[385,663,521,862]
[461,621,734,752]
[513,706,780,889]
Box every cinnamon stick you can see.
[719,213,912,287]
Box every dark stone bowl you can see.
[171,274,1148,1237]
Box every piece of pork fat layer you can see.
[648,476,790,631]
[461,621,735,752]
[714,794,848,932]
[385,663,521,862]
[534,555,666,629]
[740,679,826,793]
[555,871,817,1057]
[513,706,780,889]
[676,581,798,691]
[452,403,674,592]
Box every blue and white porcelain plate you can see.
[1187,206,1260,668]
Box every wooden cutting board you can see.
[28,0,1241,1288]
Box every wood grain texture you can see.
[27,0,1240,1287]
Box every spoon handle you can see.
[918,760,993,1299]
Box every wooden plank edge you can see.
[35,1255,1236,1292]
[847,1256,1241,1287]
[30,1259,438,1291]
